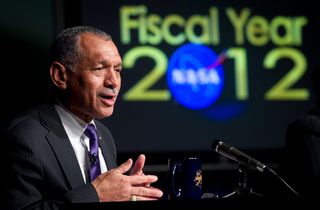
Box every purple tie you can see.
[84,124,101,181]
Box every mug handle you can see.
[171,162,182,197]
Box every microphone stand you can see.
[212,140,299,198]
[222,164,263,198]
[236,165,264,197]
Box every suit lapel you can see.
[96,129,113,169]
[95,122,117,170]
[38,103,85,188]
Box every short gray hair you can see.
[49,26,112,70]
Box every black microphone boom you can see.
[212,140,270,173]
[212,139,299,196]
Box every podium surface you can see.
[63,196,313,210]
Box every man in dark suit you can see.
[1,26,163,209]
[281,65,320,198]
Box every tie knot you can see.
[84,124,97,140]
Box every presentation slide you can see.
[80,0,319,154]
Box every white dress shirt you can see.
[54,103,108,183]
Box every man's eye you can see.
[115,68,122,73]
[93,67,105,71]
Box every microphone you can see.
[212,140,299,196]
[212,140,270,173]
[88,152,97,165]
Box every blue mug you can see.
[168,157,203,200]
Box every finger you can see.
[116,158,133,174]
[129,174,158,185]
[130,154,145,175]
[132,186,163,198]
[134,195,161,201]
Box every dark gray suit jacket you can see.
[1,102,118,209]
[280,106,320,198]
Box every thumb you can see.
[116,158,133,174]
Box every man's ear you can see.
[50,62,68,89]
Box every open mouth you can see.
[101,95,114,100]
[99,93,116,105]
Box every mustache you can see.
[105,87,119,95]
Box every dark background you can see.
[1,0,319,198]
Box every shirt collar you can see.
[54,99,96,139]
